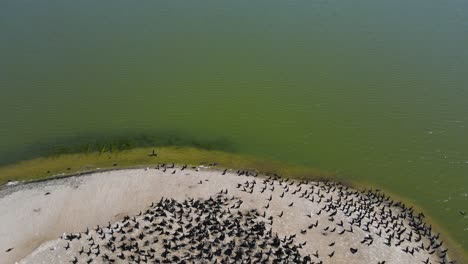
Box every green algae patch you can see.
[0,146,333,185]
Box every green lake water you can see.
[1,0,467,254]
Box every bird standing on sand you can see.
[26,168,452,264]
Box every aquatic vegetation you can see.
[0,146,331,185]
[0,132,234,166]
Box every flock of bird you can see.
[50,164,454,264]
[61,195,309,263]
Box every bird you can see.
[312,250,319,258]
[149,149,157,157]
[35,176,449,264]
[5,248,13,252]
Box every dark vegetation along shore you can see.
[0,146,466,263]
[0,132,234,167]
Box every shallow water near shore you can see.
[1,0,467,258]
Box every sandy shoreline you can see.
[0,166,453,264]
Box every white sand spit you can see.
[0,166,451,264]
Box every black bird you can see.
[117,252,125,260]
[149,149,157,157]
[5,248,13,252]
[35,180,447,264]
[312,250,319,258]
[44,192,51,195]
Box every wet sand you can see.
[0,166,452,263]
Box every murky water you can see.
[1,0,467,253]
